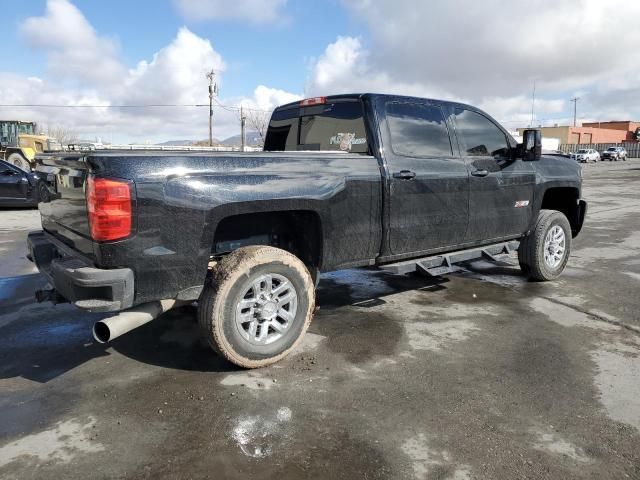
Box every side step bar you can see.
[380,241,520,276]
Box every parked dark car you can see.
[28,93,586,368]
[602,146,627,161]
[0,159,52,207]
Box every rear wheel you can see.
[198,246,315,368]
[7,153,31,171]
[518,210,571,281]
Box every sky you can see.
[1,0,639,144]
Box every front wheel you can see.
[198,246,315,368]
[37,182,50,203]
[518,210,571,281]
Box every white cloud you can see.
[307,0,640,126]
[306,36,455,100]
[250,85,301,110]
[122,27,225,106]
[20,0,125,86]
[343,0,640,97]
[173,0,288,24]
[3,0,298,144]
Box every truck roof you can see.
[275,93,479,112]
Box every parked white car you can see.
[571,149,600,163]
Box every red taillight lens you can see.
[86,176,132,242]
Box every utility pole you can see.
[240,106,247,152]
[530,80,536,128]
[570,97,580,127]
[206,70,217,147]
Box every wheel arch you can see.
[207,207,325,272]
[538,186,585,237]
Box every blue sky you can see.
[1,0,365,99]
[1,0,638,143]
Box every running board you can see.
[380,241,520,276]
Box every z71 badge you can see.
[514,200,530,208]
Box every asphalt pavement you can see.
[0,160,639,479]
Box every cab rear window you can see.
[264,101,369,154]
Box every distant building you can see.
[510,132,560,152]
[517,123,637,145]
[581,121,640,142]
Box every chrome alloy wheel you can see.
[235,273,298,345]
[543,225,566,269]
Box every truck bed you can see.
[35,149,383,306]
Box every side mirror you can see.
[520,129,542,161]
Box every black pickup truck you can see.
[28,93,586,368]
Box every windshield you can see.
[577,149,588,153]
[18,123,35,135]
[607,147,617,151]
[0,121,35,147]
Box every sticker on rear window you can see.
[329,133,366,151]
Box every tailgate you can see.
[35,153,94,255]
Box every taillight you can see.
[86,176,132,242]
[300,96,326,107]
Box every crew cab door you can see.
[380,99,470,256]
[450,107,535,242]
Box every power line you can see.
[213,98,271,113]
[213,98,238,112]
[0,103,208,108]
[0,102,273,113]
[499,114,588,125]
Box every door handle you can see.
[471,169,489,177]
[392,170,416,180]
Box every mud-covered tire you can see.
[7,153,31,171]
[518,209,571,281]
[198,246,315,368]
[309,266,321,288]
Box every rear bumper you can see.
[27,231,134,312]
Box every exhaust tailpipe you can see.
[93,299,181,343]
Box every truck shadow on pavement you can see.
[0,269,457,383]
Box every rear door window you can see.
[264,101,369,154]
[385,102,453,157]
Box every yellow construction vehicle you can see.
[0,120,62,171]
